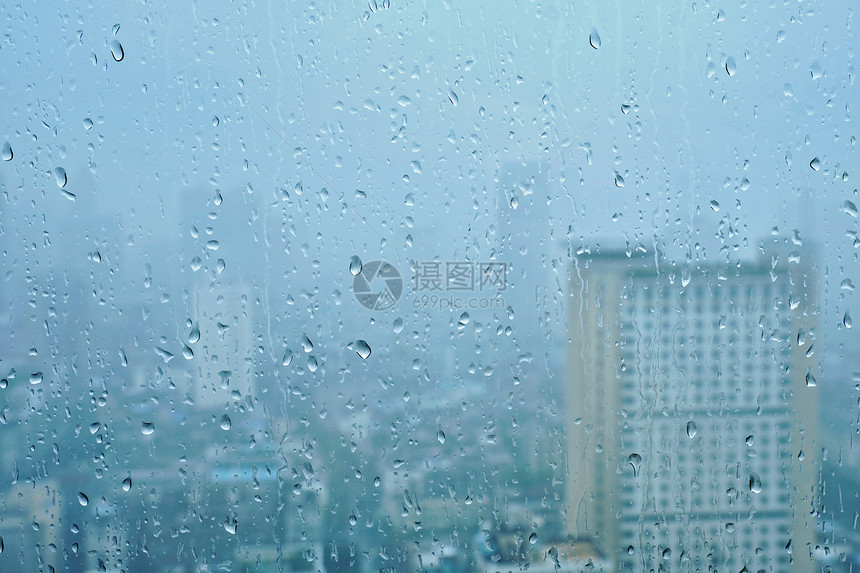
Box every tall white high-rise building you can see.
[565,242,819,572]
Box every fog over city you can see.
[1,1,858,572]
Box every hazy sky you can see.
[2,0,857,375]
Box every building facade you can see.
[565,243,819,572]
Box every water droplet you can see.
[620,103,631,115]
[110,40,124,62]
[224,519,238,534]
[844,311,853,329]
[54,167,67,188]
[716,8,726,21]
[806,371,817,387]
[220,414,231,430]
[83,117,94,130]
[141,422,155,435]
[662,547,672,560]
[725,56,737,76]
[628,453,642,476]
[448,89,459,106]
[282,348,294,366]
[842,200,858,217]
[190,256,202,271]
[614,172,625,187]
[589,29,601,49]
[458,312,470,327]
[710,200,720,211]
[809,157,820,171]
[354,339,371,359]
[348,514,357,526]
[528,532,538,544]
[393,318,403,334]
[746,435,755,446]
[122,477,132,492]
[349,255,362,276]
[749,472,762,493]
[112,23,120,35]
[0,379,7,389]
[1,142,12,161]
[29,372,43,385]
[686,421,697,438]
[373,476,381,487]
[302,335,314,352]
[0,536,3,554]
[437,429,446,444]
[627,545,634,555]
[212,116,220,127]
[188,326,200,344]
[78,492,89,507]
[307,355,318,372]
[182,345,194,359]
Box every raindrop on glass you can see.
[686,421,697,438]
[354,340,371,359]
[749,472,762,493]
[122,477,132,492]
[29,372,43,385]
[725,56,737,76]
[110,40,124,62]
[349,255,362,276]
[589,29,601,50]
[188,326,200,344]
[54,167,67,188]
[302,335,313,353]
[220,414,232,430]
[1,142,11,161]
[141,422,155,435]
[437,429,446,444]
[78,492,89,506]
[282,348,294,366]
[844,311,853,329]
[614,173,625,187]
[809,157,820,171]
[448,89,459,106]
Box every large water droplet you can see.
[528,532,538,545]
[749,472,762,493]
[122,477,132,492]
[844,311,853,329]
[354,340,371,359]
[282,348,294,366]
[29,372,43,385]
[54,167,67,188]
[110,40,124,62]
[220,414,232,430]
[437,429,446,444]
[78,492,89,507]
[809,157,820,171]
[842,200,857,217]
[458,312,470,327]
[614,172,625,187]
[686,421,697,438]
[302,336,313,353]
[188,326,200,344]
[725,56,737,76]
[393,317,403,334]
[1,142,12,161]
[349,255,362,276]
[589,29,601,50]
[448,89,459,106]
[141,422,155,435]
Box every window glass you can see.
[0,1,857,572]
